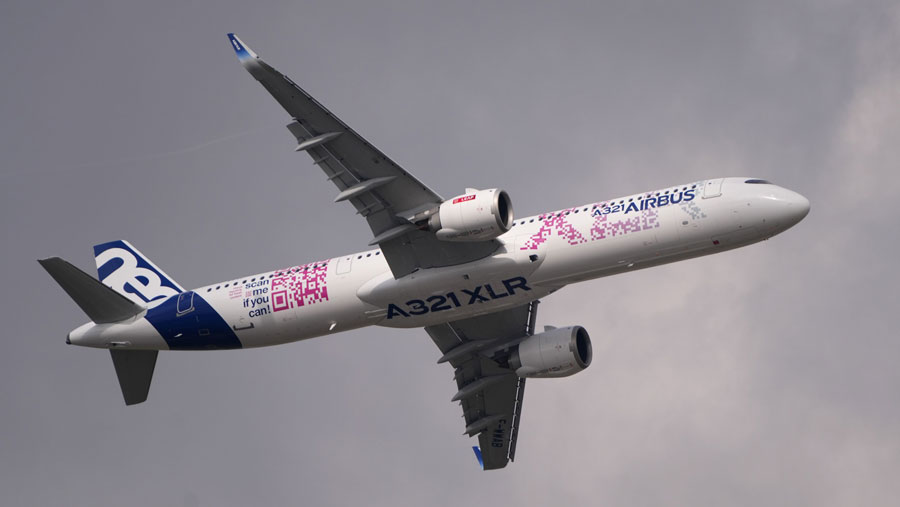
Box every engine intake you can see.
[509,326,592,378]
[428,188,514,242]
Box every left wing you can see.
[425,301,539,470]
[228,34,499,278]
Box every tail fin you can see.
[38,257,144,324]
[93,240,184,308]
[39,256,159,406]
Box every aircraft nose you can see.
[781,189,811,226]
[760,186,809,233]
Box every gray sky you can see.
[2,0,898,505]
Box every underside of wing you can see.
[228,34,501,277]
[425,301,539,470]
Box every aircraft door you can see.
[176,291,195,316]
[703,178,724,199]
[336,255,353,275]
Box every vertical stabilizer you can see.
[93,240,184,308]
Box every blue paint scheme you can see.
[227,33,253,62]
[472,446,484,469]
[145,291,243,350]
[94,240,184,304]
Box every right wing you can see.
[228,34,499,278]
[425,301,539,470]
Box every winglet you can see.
[227,33,258,63]
[472,446,484,469]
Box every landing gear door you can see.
[176,291,195,316]
[703,179,724,199]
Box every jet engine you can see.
[426,188,514,242]
[509,326,592,378]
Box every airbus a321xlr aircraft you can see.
[39,34,810,470]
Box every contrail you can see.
[1,124,278,180]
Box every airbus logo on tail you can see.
[94,240,183,308]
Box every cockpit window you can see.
[745,179,772,184]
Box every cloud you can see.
[833,5,900,205]
[3,1,900,506]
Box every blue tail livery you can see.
[93,240,184,308]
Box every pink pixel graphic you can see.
[591,208,659,240]
[270,260,330,313]
[520,208,588,250]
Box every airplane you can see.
[38,34,810,470]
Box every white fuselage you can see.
[67,177,810,350]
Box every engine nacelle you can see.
[428,188,514,242]
[509,326,592,378]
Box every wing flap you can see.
[425,302,538,470]
[474,373,520,469]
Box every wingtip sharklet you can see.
[227,33,258,63]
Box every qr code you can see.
[271,261,330,312]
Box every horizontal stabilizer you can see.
[110,350,158,405]
[38,257,144,324]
